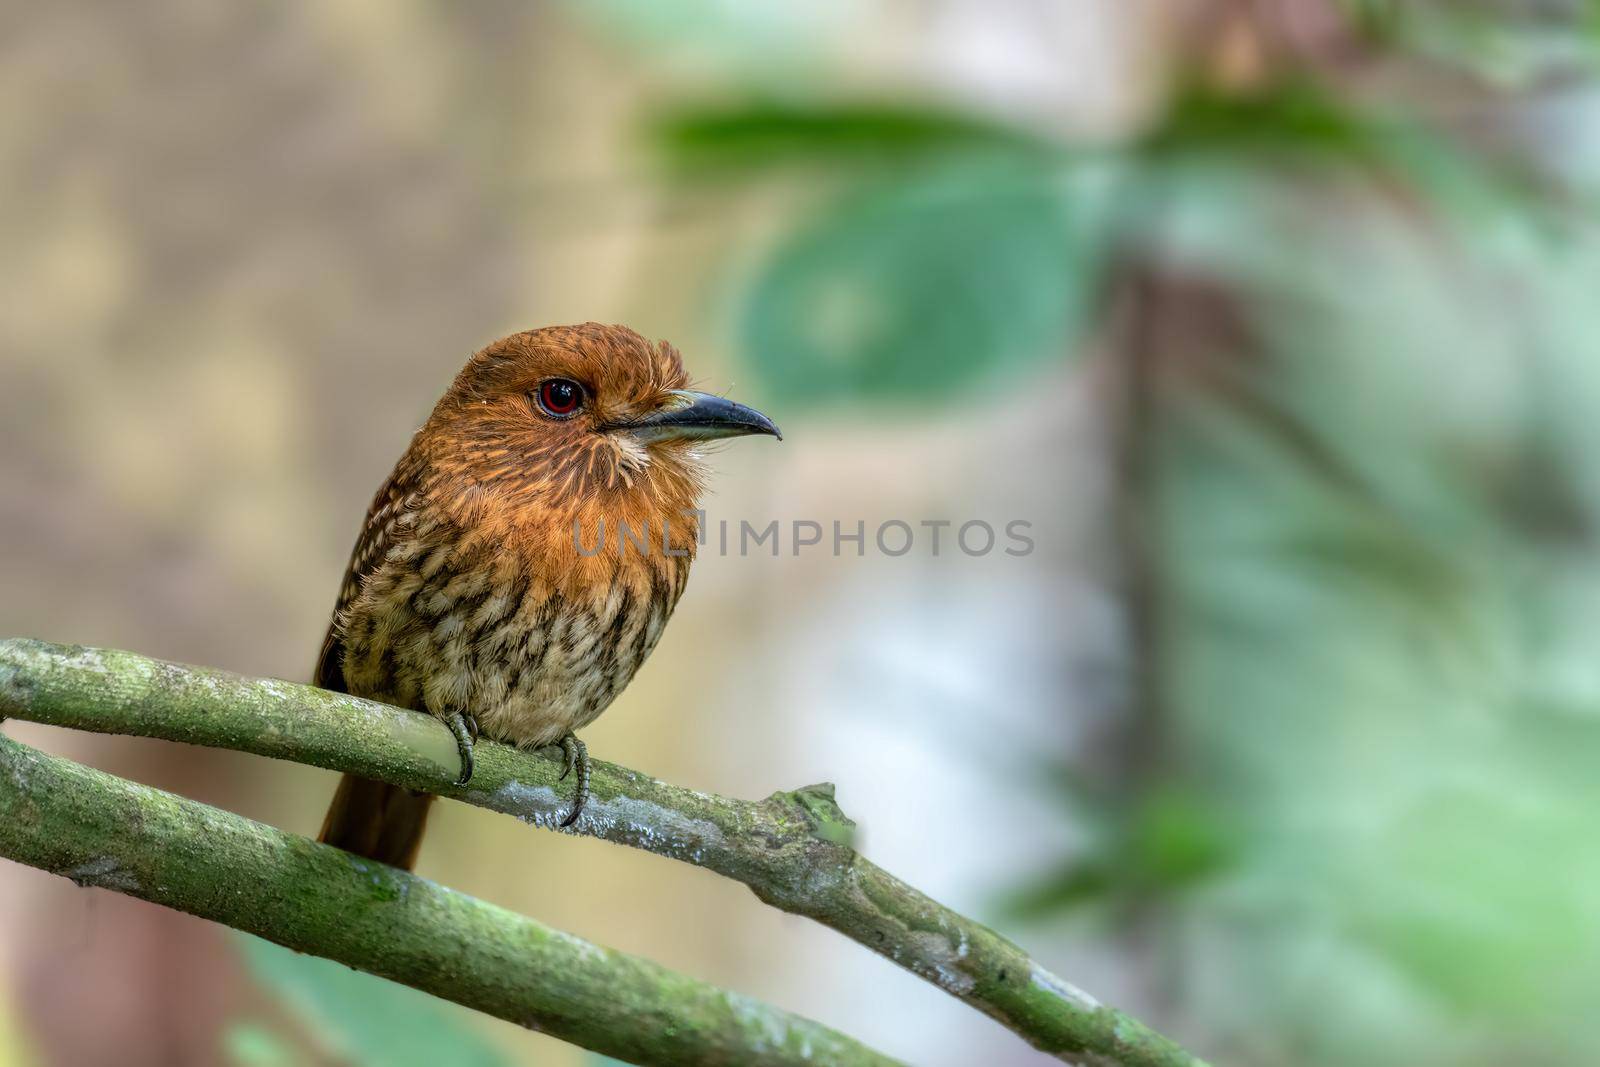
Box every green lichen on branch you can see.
[0,638,1209,1067]
[0,731,895,1067]
[779,782,858,847]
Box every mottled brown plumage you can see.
[317,324,778,869]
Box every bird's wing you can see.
[313,452,424,692]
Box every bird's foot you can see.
[444,711,479,786]
[556,733,589,827]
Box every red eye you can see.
[536,378,582,417]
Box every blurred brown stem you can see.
[0,638,1210,1067]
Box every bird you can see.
[315,323,780,870]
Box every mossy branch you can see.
[0,639,1208,1067]
[0,730,895,1066]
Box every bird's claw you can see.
[445,711,479,786]
[556,733,589,827]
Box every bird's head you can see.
[418,324,779,557]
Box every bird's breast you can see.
[339,505,685,748]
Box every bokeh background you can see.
[5,2,1600,1065]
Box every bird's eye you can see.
[535,378,583,418]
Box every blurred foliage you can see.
[1003,787,1239,919]
[224,1023,301,1067]
[649,100,1100,406]
[739,159,1107,406]
[1142,82,1380,159]
[1342,0,1600,83]
[643,2,1600,1064]
[651,80,1539,415]
[237,936,509,1067]
[652,102,1057,174]
[1144,179,1600,1061]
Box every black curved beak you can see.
[612,390,781,444]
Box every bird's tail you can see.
[318,773,434,871]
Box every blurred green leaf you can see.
[1129,790,1239,888]
[1139,80,1539,229]
[651,102,1058,174]
[1143,82,1380,161]
[1002,860,1115,920]
[237,936,510,1067]
[1339,0,1600,84]
[1351,778,1600,1019]
[1003,789,1237,919]
[224,1023,301,1067]
[737,159,1106,406]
